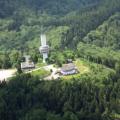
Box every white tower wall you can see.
[43,53,48,63]
[41,34,47,46]
[39,34,49,63]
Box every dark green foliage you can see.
[61,0,120,48]
[77,43,120,69]
[1,0,120,51]
[47,50,75,66]
[83,13,120,49]
[0,51,21,69]
[0,73,119,120]
[0,0,101,18]
[0,52,12,69]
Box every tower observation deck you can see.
[39,34,49,63]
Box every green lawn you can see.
[31,69,51,78]
[35,62,47,68]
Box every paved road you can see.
[27,65,60,80]
[44,65,60,80]
[0,69,16,81]
[0,65,60,81]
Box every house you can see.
[21,55,35,71]
[60,63,78,75]
[21,62,35,70]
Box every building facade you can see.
[60,63,78,75]
[21,55,35,71]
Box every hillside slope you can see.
[0,0,120,51]
[0,0,101,51]
[83,13,120,50]
[61,0,120,48]
[0,0,100,18]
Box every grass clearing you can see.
[31,69,51,78]
[74,59,90,74]
[36,62,47,68]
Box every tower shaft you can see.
[39,34,49,63]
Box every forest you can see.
[0,0,120,120]
[0,68,119,120]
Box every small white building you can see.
[21,55,35,71]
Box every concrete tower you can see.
[39,34,49,63]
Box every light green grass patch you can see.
[36,62,47,68]
[31,69,51,78]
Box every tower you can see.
[39,34,49,63]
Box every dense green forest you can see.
[0,0,101,17]
[0,0,102,51]
[0,0,120,120]
[83,13,120,49]
[0,0,120,51]
[0,70,119,120]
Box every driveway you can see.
[43,65,60,80]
